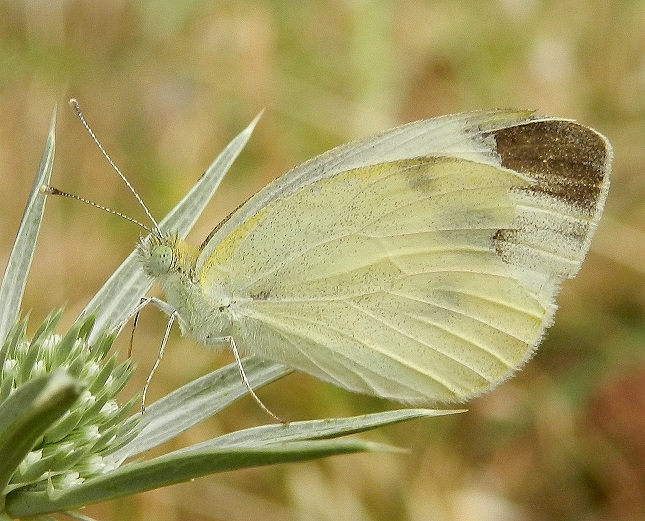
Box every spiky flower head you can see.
[1,311,138,494]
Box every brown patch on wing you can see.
[489,119,609,216]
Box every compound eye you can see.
[150,245,173,274]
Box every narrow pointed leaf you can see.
[181,408,464,451]
[6,439,380,517]
[0,109,56,344]
[114,357,292,460]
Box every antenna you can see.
[68,98,162,236]
[40,185,152,233]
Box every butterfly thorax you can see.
[138,234,234,349]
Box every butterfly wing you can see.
[197,109,536,260]
[196,111,611,404]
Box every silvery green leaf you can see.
[0,109,56,344]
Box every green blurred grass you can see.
[2,1,645,520]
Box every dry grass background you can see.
[1,1,645,520]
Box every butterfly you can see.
[130,109,611,406]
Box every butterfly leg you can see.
[117,296,174,338]
[128,297,149,359]
[227,336,286,424]
[140,309,176,414]
[119,296,179,414]
[121,297,285,421]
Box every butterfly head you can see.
[138,233,177,277]
[138,233,199,280]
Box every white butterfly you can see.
[134,109,611,405]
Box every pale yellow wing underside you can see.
[195,112,611,404]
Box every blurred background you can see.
[1,1,644,520]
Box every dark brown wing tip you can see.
[489,118,611,216]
